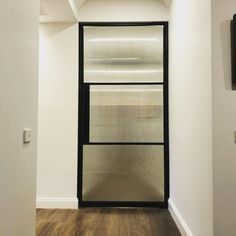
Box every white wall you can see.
[212,1,236,235]
[37,23,78,208]
[37,0,169,208]
[78,0,169,21]
[0,1,39,236]
[169,0,213,235]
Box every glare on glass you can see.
[84,26,164,83]
[90,85,164,142]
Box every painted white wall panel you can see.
[169,0,213,235]
[37,23,78,202]
[0,1,39,235]
[212,1,236,235]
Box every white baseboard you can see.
[36,197,78,209]
[168,199,193,236]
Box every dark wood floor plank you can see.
[36,209,58,236]
[36,208,181,236]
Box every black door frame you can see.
[78,21,169,208]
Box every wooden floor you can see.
[36,208,181,236]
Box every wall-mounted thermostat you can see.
[23,128,32,143]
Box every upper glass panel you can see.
[84,26,164,83]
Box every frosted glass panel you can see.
[84,26,163,82]
[82,145,164,201]
[90,85,163,142]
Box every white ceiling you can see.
[161,0,172,7]
[75,0,89,8]
[40,0,172,23]
[75,0,172,9]
[40,0,77,22]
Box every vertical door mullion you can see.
[84,84,90,143]
[79,84,89,144]
[163,23,169,205]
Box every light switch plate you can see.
[23,128,32,143]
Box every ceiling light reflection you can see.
[85,69,163,74]
[89,38,159,42]
[91,88,163,92]
[85,57,140,61]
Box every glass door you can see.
[78,22,169,207]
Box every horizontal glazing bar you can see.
[79,201,167,207]
[83,83,165,85]
[81,142,165,145]
[80,22,168,27]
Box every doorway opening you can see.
[78,22,169,208]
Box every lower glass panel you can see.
[82,145,164,201]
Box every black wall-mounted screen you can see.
[231,14,236,89]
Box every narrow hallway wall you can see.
[0,1,39,235]
[37,23,78,208]
[169,0,213,235]
[212,1,236,235]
